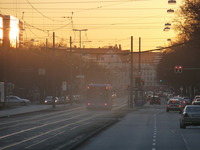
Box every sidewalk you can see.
[0,104,62,118]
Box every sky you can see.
[0,0,182,51]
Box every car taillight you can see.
[104,103,108,106]
[87,102,91,106]
[179,105,182,107]
[166,105,169,107]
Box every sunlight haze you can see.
[0,0,182,51]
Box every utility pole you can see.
[69,36,73,106]
[129,36,134,108]
[73,29,88,48]
[73,29,88,91]
[52,32,56,108]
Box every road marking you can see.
[0,113,97,150]
[181,134,190,150]
[152,113,158,150]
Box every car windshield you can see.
[186,107,200,112]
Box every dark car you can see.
[180,105,200,129]
[173,96,187,108]
[44,96,59,104]
[182,96,192,105]
[58,96,69,104]
[149,96,161,105]
[166,99,183,112]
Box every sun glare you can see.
[0,17,2,44]
[9,16,19,48]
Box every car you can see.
[192,98,200,105]
[72,95,81,103]
[182,96,192,105]
[149,96,161,105]
[58,96,69,104]
[6,96,31,106]
[180,105,200,129]
[44,96,59,104]
[173,96,187,108]
[166,99,183,112]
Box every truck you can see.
[0,82,5,108]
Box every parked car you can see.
[149,96,161,105]
[192,98,200,105]
[44,96,59,104]
[6,96,31,106]
[166,99,183,113]
[180,105,200,129]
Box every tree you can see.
[157,0,200,96]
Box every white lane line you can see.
[0,113,98,150]
[181,134,190,150]
[152,113,158,150]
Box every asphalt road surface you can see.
[77,102,200,150]
[0,96,128,150]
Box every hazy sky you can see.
[0,0,182,51]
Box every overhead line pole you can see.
[130,36,133,108]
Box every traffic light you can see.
[178,66,183,73]
[140,79,145,86]
[174,65,183,73]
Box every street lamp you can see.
[163,27,170,31]
[167,9,174,13]
[165,23,171,27]
[168,0,176,4]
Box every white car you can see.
[6,96,31,106]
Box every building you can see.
[0,14,24,48]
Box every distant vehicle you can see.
[6,96,31,106]
[173,96,187,108]
[86,83,113,110]
[58,96,69,104]
[180,105,200,129]
[146,95,152,101]
[72,95,81,103]
[166,99,183,113]
[111,92,117,99]
[149,96,161,105]
[193,95,200,101]
[192,98,200,105]
[181,96,192,105]
[44,96,59,104]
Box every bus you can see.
[86,83,113,110]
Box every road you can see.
[77,99,200,150]
[0,96,128,150]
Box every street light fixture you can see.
[168,0,176,5]
[165,23,171,27]
[167,9,174,13]
[163,27,170,31]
